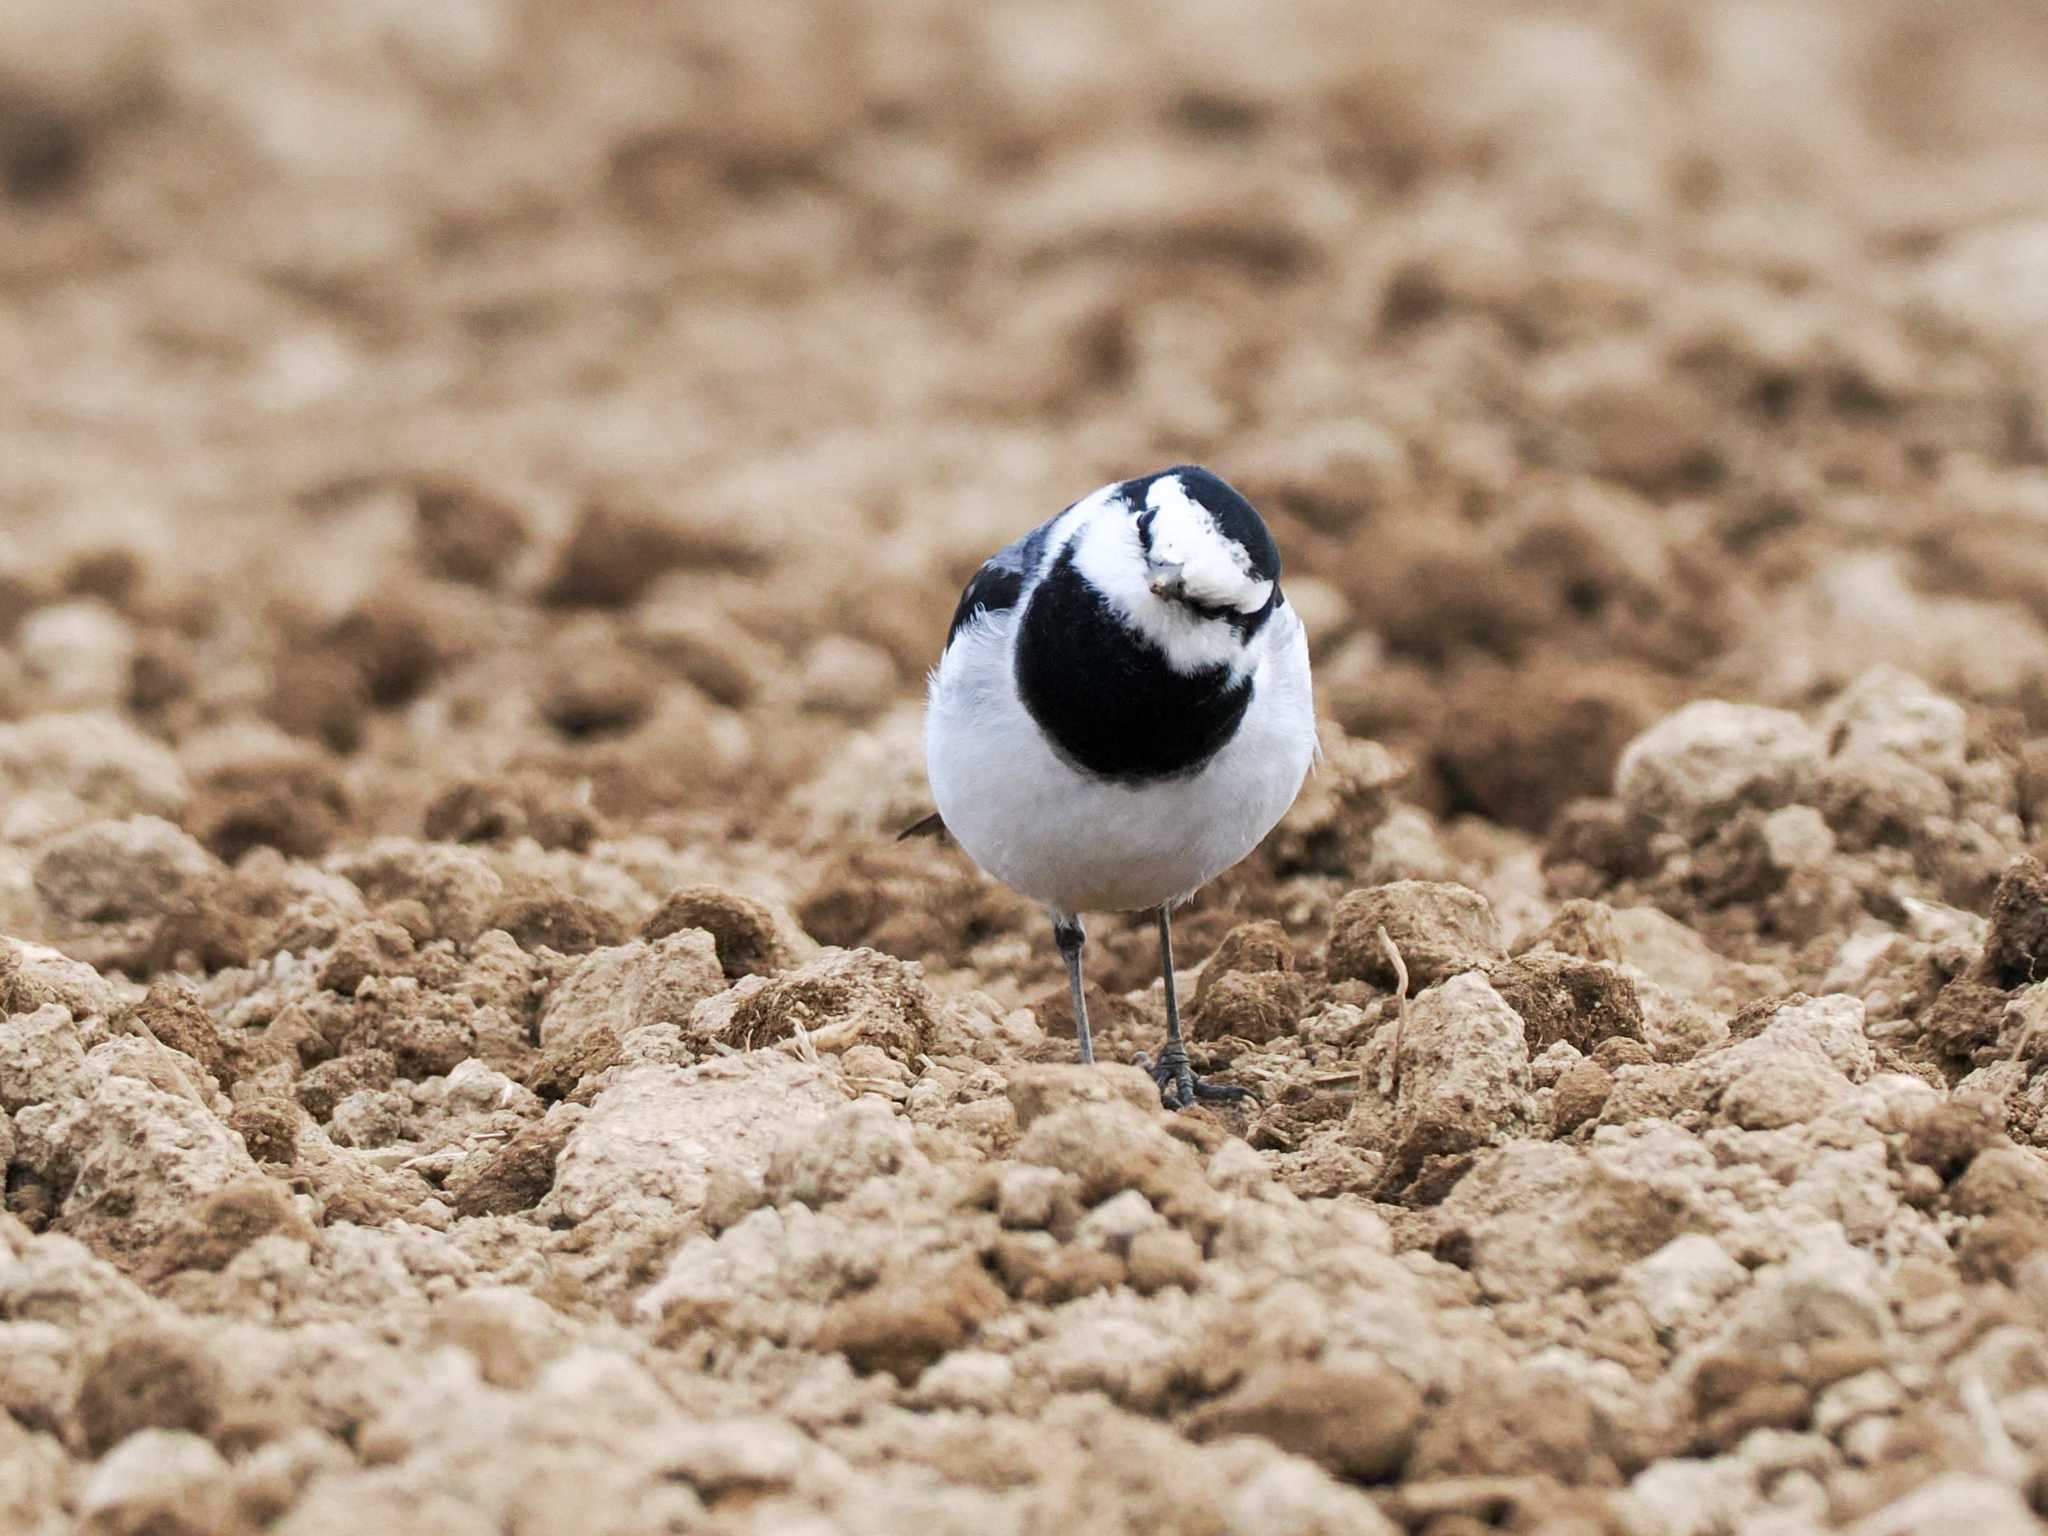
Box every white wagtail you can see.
[905,466,1316,1108]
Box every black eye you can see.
[1135,508,1156,550]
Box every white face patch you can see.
[1064,477,1271,677]
[1140,476,1275,615]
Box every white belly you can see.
[924,605,1315,914]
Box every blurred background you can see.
[5,0,2048,983]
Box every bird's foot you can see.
[1133,1041,1255,1111]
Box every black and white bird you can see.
[908,465,1316,1108]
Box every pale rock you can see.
[1608,906,1783,1013]
[1685,996,1874,1123]
[0,713,189,843]
[0,1231,154,1331]
[996,1165,1075,1229]
[658,1415,811,1494]
[1812,1370,1904,1440]
[1076,1189,1165,1254]
[538,931,726,1050]
[87,1034,210,1106]
[1347,972,1533,1178]
[1847,1474,2039,1536]
[1036,1307,1181,1411]
[0,1004,93,1112]
[78,1429,228,1527]
[764,1097,918,1208]
[1819,667,1968,779]
[328,840,504,944]
[1616,701,1823,842]
[910,1349,1016,1411]
[1710,1238,1888,1354]
[1623,1234,1748,1337]
[32,816,219,924]
[329,1088,409,1149]
[1438,1137,1697,1303]
[1623,1455,1759,1536]
[1758,804,1834,871]
[0,1319,75,1431]
[543,1053,840,1226]
[1213,1446,1400,1536]
[1530,1038,1584,1089]
[1719,1056,1855,1130]
[0,938,128,1022]
[439,1058,537,1116]
[17,599,135,710]
[13,1071,263,1266]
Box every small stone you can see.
[1952,1144,2048,1223]
[128,980,232,1089]
[18,598,134,709]
[316,919,418,995]
[764,1098,915,1208]
[1189,969,1307,1044]
[226,1099,299,1164]
[296,1051,397,1122]
[149,1179,311,1276]
[1903,1100,2004,1181]
[911,1349,1015,1411]
[1720,1055,1853,1130]
[1192,921,1295,1011]
[812,1259,1008,1383]
[540,932,727,1051]
[1623,1233,1748,1337]
[33,816,216,924]
[78,1429,231,1533]
[489,893,626,956]
[1552,1059,1613,1135]
[1979,856,2048,989]
[412,475,531,587]
[1615,700,1823,843]
[1488,951,1644,1054]
[444,1115,577,1216]
[641,885,799,978]
[77,1325,224,1455]
[1327,881,1507,988]
[1846,1473,2038,1536]
[1185,1361,1423,1482]
[996,1165,1077,1231]
[1075,1189,1165,1254]
[1005,1063,1159,1130]
[1126,1227,1204,1293]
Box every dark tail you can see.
[897,811,948,842]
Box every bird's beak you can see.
[1147,559,1186,600]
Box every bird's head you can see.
[1067,466,1282,671]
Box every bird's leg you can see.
[1139,905,1254,1110]
[1053,913,1092,1066]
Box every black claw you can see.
[1135,1045,1255,1111]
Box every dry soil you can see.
[7,3,2048,1533]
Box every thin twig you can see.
[1378,924,1409,1098]
[2011,985,2048,1065]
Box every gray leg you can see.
[1053,913,1092,1066]
[1141,906,1254,1110]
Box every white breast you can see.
[924,601,1315,915]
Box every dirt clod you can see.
[1327,881,1507,989]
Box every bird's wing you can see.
[941,508,1070,650]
